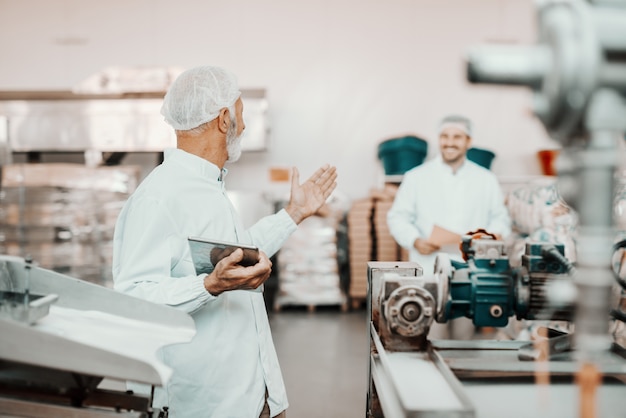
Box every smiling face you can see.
[438,125,471,167]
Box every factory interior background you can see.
[0,0,559,194]
[2,1,626,417]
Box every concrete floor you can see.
[269,307,369,418]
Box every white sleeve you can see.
[247,209,298,257]
[386,179,422,250]
[113,195,215,314]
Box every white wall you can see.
[0,0,561,200]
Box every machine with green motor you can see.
[438,235,575,329]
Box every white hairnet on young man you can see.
[161,66,241,131]
[438,114,473,137]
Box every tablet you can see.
[188,236,260,275]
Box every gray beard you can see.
[226,118,242,162]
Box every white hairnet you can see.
[438,114,473,137]
[160,66,241,131]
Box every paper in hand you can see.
[428,225,462,247]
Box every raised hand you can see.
[285,164,338,224]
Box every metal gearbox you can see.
[368,262,434,351]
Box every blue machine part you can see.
[440,239,572,328]
[444,258,514,327]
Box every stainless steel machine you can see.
[0,69,271,417]
[0,255,195,417]
[367,0,626,416]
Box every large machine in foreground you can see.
[367,237,626,417]
[0,255,195,417]
[367,0,626,416]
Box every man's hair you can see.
[181,103,237,137]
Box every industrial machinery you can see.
[0,255,195,417]
[367,0,626,416]
[367,237,626,417]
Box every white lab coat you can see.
[387,156,511,274]
[113,148,296,418]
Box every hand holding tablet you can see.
[188,236,260,275]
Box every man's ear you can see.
[217,108,230,134]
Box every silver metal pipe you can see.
[573,266,614,358]
[599,64,626,92]
[466,45,550,88]
[573,93,624,359]
[575,131,620,227]
[593,6,626,52]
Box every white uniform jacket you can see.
[113,148,297,418]
[387,156,511,274]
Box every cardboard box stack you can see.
[346,197,374,301]
[347,184,407,305]
[371,186,401,262]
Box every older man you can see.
[112,66,337,418]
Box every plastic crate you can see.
[377,136,428,175]
[467,147,495,170]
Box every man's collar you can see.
[434,155,469,174]
[164,148,227,181]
